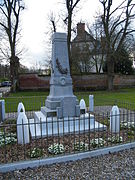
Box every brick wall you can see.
[72,74,108,90]
[19,73,50,90]
[19,73,135,90]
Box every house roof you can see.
[72,23,95,43]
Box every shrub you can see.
[74,141,88,151]
[0,131,17,147]
[48,143,65,155]
[90,138,105,148]
[108,135,123,143]
[29,147,43,158]
[121,122,135,131]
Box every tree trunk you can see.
[10,56,19,92]
[67,10,72,75]
[107,58,114,91]
[107,73,114,91]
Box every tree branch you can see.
[110,0,126,16]
[0,6,8,18]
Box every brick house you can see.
[71,23,104,74]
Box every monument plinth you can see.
[42,33,80,118]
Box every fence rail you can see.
[2,95,135,120]
[0,97,135,165]
[3,96,46,120]
[0,109,135,165]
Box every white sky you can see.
[21,0,100,68]
[21,0,122,69]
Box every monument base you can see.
[41,106,57,117]
[29,112,107,138]
[44,96,80,118]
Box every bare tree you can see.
[48,11,59,33]
[71,43,93,74]
[99,0,135,90]
[0,0,24,92]
[87,19,106,74]
[64,0,82,73]
[44,12,60,74]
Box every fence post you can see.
[110,105,120,133]
[0,100,5,122]
[17,112,30,144]
[17,102,29,144]
[17,102,25,116]
[80,99,86,114]
[89,95,94,112]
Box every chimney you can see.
[77,23,85,35]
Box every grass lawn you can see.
[4,92,48,112]
[75,88,135,106]
[3,88,135,112]
[9,91,49,97]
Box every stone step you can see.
[34,111,46,122]
[30,113,107,138]
[45,99,61,110]
[29,118,41,138]
[41,106,57,117]
[34,111,58,123]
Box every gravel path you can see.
[0,148,135,179]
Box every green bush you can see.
[29,147,43,158]
[48,143,65,155]
[90,138,106,148]
[0,131,17,147]
[108,135,123,143]
[74,141,88,151]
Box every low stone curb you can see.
[0,142,135,173]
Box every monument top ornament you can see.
[42,32,80,118]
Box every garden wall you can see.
[19,73,50,90]
[19,73,135,90]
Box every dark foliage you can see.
[103,48,134,75]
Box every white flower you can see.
[121,122,135,129]
[108,135,123,143]
[30,147,43,158]
[0,132,17,147]
[74,141,88,151]
[48,143,65,155]
[90,138,105,147]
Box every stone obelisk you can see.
[41,33,80,118]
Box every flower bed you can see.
[0,129,133,164]
[0,114,135,164]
